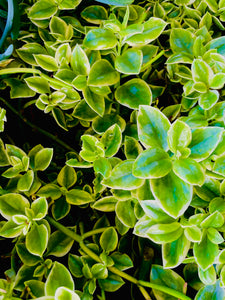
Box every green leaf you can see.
[55,43,71,65]
[37,184,62,200]
[72,99,98,121]
[172,158,205,186]
[25,77,50,94]
[133,148,172,179]
[207,228,224,244]
[101,124,122,157]
[34,148,53,171]
[52,197,70,221]
[150,265,187,300]
[83,28,117,50]
[34,55,58,72]
[24,280,45,298]
[31,197,48,220]
[213,154,225,176]
[138,105,171,150]
[68,254,83,278]
[115,49,143,74]
[0,139,10,166]
[71,44,90,75]
[170,28,194,55]
[14,265,36,291]
[150,171,193,218]
[0,193,30,220]
[102,160,144,190]
[198,265,216,286]
[200,211,224,228]
[54,69,75,85]
[192,59,213,85]
[110,252,133,271]
[146,222,183,244]
[17,43,47,66]
[189,127,224,161]
[195,280,225,299]
[56,0,81,10]
[184,226,202,242]
[0,219,23,238]
[16,243,42,266]
[94,157,112,177]
[17,170,34,191]
[92,113,126,134]
[162,233,191,268]
[210,73,225,89]
[47,231,74,257]
[45,262,74,296]
[80,135,105,162]
[199,90,219,110]
[140,200,174,223]
[124,136,143,159]
[207,36,225,55]
[193,235,219,270]
[49,16,70,41]
[66,189,94,205]
[57,165,77,189]
[28,0,57,20]
[81,5,108,24]
[92,196,118,212]
[26,224,48,256]
[116,199,137,227]
[55,287,80,300]
[125,17,167,46]
[6,144,27,159]
[115,79,152,109]
[167,120,192,153]
[83,87,105,117]
[100,227,118,253]
[88,59,119,86]
[98,273,124,292]
[94,0,134,5]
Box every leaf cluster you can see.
[1,0,225,299]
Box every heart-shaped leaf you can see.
[150,171,193,218]
[83,28,117,50]
[137,105,171,150]
[115,49,143,74]
[102,160,144,190]
[115,79,152,109]
[88,59,119,86]
[133,147,172,179]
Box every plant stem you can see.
[45,216,82,243]
[0,68,72,89]
[0,68,41,76]
[80,241,102,263]
[138,286,152,300]
[0,97,77,153]
[140,49,166,72]
[82,227,114,240]
[45,216,192,300]
[138,280,192,300]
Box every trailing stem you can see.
[46,216,192,300]
[0,97,77,153]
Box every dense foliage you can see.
[1,0,225,299]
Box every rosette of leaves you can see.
[98,106,224,218]
[0,140,53,193]
[167,25,225,111]
[0,194,49,257]
[37,164,94,220]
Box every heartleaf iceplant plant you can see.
[1,0,225,299]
